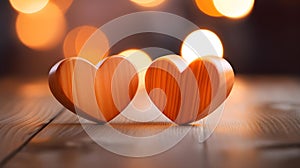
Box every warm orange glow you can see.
[19,80,49,97]
[16,2,66,50]
[63,26,109,65]
[213,0,255,19]
[51,0,73,13]
[130,0,165,7]
[181,29,223,64]
[9,0,49,14]
[195,0,222,17]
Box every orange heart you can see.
[49,56,139,122]
[145,55,234,125]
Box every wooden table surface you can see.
[0,76,300,168]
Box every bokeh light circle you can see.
[63,25,109,64]
[119,49,152,71]
[181,29,223,64]
[16,2,66,50]
[213,0,255,19]
[9,0,49,14]
[195,0,223,17]
[130,0,165,7]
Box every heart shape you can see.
[145,55,234,125]
[49,56,139,122]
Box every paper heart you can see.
[145,55,234,125]
[49,56,139,122]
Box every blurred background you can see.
[0,0,299,79]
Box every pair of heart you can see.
[49,55,234,125]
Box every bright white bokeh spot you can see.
[119,49,152,71]
[9,0,49,14]
[181,29,223,64]
[213,0,255,19]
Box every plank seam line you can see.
[0,108,66,167]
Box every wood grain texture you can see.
[94,56,139,121]
[49,57,100,122]
[49,56,139,123]
[2,76,300,168]
[145,55,234,124]
[0,79,63,166]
